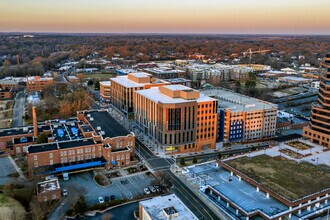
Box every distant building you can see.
[100,81,111,102]
[144,67,186,79]
[135,85,218,153]
[311,81,320,89]
[65,75,79,83]
[139,194,198,220]
[26,76,54,92]
[202,88,277,143]
[110,72,169,119]
[164,78,192,87]
[303,52,330,149]
[36,178,61,203]
[115,68,135,76]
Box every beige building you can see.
[303,52,330,148]
[110,72,169,119]
[100,81,111,102]
[135,85,218,154]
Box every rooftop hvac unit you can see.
[100,131,105,135]
[97,126,101,131]
[87,114,91,117]
[54,125,58,128]
[90,117,94,121]
[23,127,28,132]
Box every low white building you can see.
[139,194,198,220]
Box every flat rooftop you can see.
[110,75,152,88]
[139,194,198,220]
[186,162,288,216]
[100,81,111,86]
[37,178,60,194]
[144,68,184,74]
[86,110,130,138]
[225,155,330,201]
[136,86,215,104]
[28,138,95,153]
[165,78,191,83]
[0,125,51,137]
[201,88,276,112]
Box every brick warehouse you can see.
[0,107,135,178]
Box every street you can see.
[12,91,25,127]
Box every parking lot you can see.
[59,171,154,205]
[0,157,17,185]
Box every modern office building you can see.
[100,81,111,102]
[135,85,218,153]
[303,52,330,148]
[202,88,277,143]
[110,72,169,119]
[139,194,198,220]
[26,76,54,92]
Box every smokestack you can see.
[32,107,38,137]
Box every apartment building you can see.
[26,76,54,92]
[303,52,330,148]
[202,88,277,143]
[135,85,218,154]
[110,72,169,119]
[100,81,111,102]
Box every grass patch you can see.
[287,141,312,150]
[226,155,330,201]
[0,194,26,220]
[279,148,303,159]
[83,73,116,80]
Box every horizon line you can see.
[1,31,330,37]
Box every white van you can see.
[63,172,69,181]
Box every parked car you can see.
[154,185,160,192]
[104,196,110,202]
[110,195,116,201]
[144,187,151,195]
[62,189,68,196]
[98,196,104,204]
[149,186,156,193]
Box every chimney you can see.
[32,107,38,137]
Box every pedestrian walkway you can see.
[7,156,25,179]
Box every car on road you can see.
[98,196,105,204]
[144,187,151,194]
[149,186,156,193]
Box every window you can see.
[49,153,53,158]
[50,159,53,165]
[34,155,38,161]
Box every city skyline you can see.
[1,0,330,35]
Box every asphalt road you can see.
[12,91,25,127]
[135,139,222,220]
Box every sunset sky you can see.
[1,0,329,34]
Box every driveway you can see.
[0,157,18,185]
[59,172,152,204]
